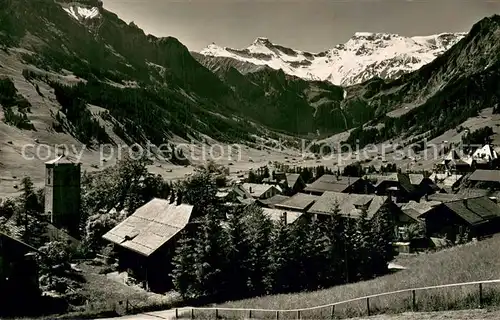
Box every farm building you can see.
[102,198,196,292]
[421,196,500,242]
[307,192,399,221]
[0,232,40,313]
[275,193,320,213]
[304,175,373,195]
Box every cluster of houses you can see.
[100,143,500,292]
[3,143,500,298]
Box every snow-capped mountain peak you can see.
[199,32,466,86]
[61,3,101,21]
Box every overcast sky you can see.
[102,0,500,52]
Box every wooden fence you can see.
[173,279,500,319]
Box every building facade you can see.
[44,155,81,236]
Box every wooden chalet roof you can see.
[307,192,388,219]
[365,173,398,187]
[275,193,319,211]
[286,173,301,188]
[242,183,280,198]
[304,175,360,194]
[469,170,500,182]
[102,198,193,257]
[257,195,290,207]
[443,197,500,226]
[262,208,302,225]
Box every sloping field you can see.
[190,235,500,319]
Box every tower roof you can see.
[45,154,78,165]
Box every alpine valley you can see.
[1,0,500,182]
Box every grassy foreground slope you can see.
[198,235,500,319]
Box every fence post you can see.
[126,299,129,313]
[191,307,194,319]
[366,298,370,316]
[330,305,335,319]
[479,283,483,307]
[276,310,279,320]
[412,290,416,311]
[249,310,252,319]
[175,308,179,319]
[215,308,218,319]
[297,310,301,319]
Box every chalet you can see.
[241,183,282,200]
[437,149,472,174]
[303,175,372,196]
[472,144,498,169]
[102,198,195,292]
[429,173,464,193]
[275,193,319,212]
[421,196,500,242]
[262,173,306,195]
[262,208,302,225]
[0,232,40,313]
[307,192,398,221]
[284,173,306,195]
[256,195,290,208]
[468,169,500,190]
[365,173,399,195]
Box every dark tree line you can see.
[171,203,394,302]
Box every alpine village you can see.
[3,0,500,319]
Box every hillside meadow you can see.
[186,234,500,319]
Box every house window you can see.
[47,169,52,185]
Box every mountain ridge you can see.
[199,32,466,86]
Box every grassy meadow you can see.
[187,235,500,319]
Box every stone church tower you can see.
[44,155,81,235]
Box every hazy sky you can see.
[102,0,500,52]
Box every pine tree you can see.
[266,218,293,293]
[242,205,273,296]
[16,177,48,248]
[171,230,199,299]
[371,206,394,276]
[192,207,228,299]
[355,207,374,280]
[225,207,250,298]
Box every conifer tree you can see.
[266,218,293,293]
[193,207,228,299]
[242,205,273,296]
[355,207,374,280]
[225,207,250,298]
[171,230,199,299]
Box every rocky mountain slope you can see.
[1,0,500,159]
[198,33,465,86]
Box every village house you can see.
[102,198,195,292]
[471,144,498,169]
[262,208,303,225]
[275,193,320,213]
[420,196,500,242]
[262,173,306,195]
[0,232,40,314]
[240,183,282,200]
[429,172,464,193]
[307,191,399,222]
[436,149,472,174]
[304,174,373,196]
[365,173,399,196]
[256,195,290,208]
[467,169,500,190]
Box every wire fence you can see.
[172,279,500,319]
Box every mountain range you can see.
[1,0,500,157]
[198,32,466,86]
